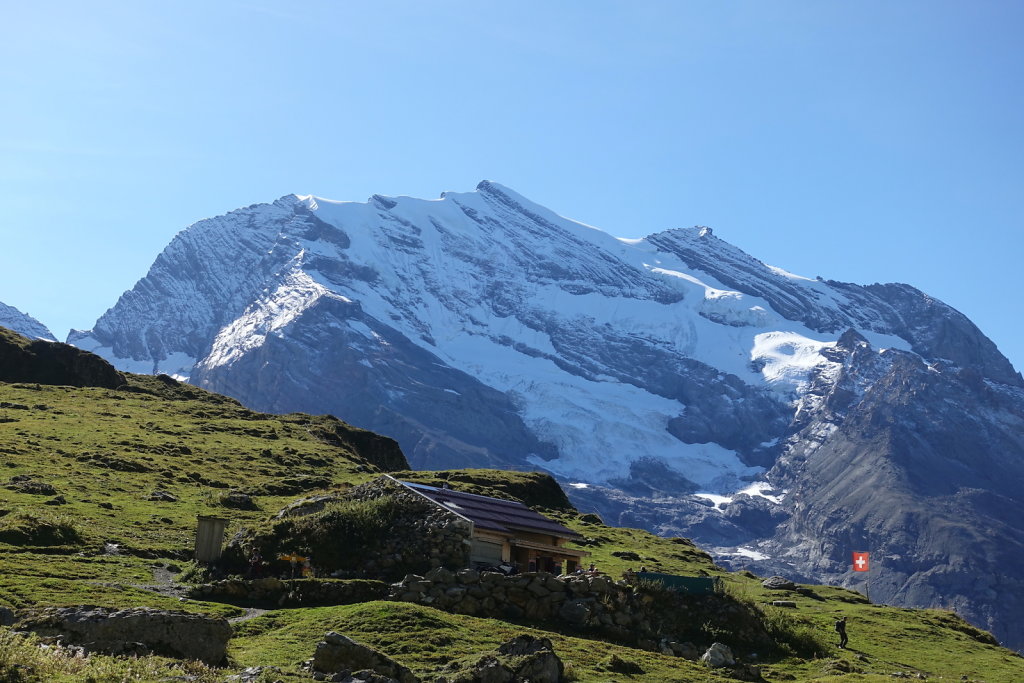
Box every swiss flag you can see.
[853,551,870,572]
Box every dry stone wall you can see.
[14,607,231,665]
[391,568,659,646]
[187,577,390,607]
[389,568,770,655]
[344,477,471,578]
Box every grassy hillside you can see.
[1,332,1022,682]
[0,372,397,615]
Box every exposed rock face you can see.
[0,326,125,388]
[760,338,1024,646]
[70,182,1024,649]
[311,631,419,683]
[15,606,231,664]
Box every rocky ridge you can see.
[0,302,55,341]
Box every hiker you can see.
[247,550,263,579]
[835,616,849,649]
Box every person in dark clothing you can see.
[835,616,849,649]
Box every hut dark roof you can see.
[401,481,581,539]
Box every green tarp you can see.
[637,572,719,595]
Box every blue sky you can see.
[2,1,1022,373]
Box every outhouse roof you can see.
[400,480,581,540]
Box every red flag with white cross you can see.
[853,551,870,572]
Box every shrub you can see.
[719,581,833,658]
[757,605,833,658]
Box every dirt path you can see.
[229,607,269,623]
[131,564,188,598]
[123,564,270,624]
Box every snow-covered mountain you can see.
[71,181,1024,649]
[0,302,55,341]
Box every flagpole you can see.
[853,551,871,602]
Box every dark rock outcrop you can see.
[310,631,418,683]
[15,606,230,664]
[442,635,564,683]
[0,327,124,388]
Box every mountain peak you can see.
[474,179,518,196]
[0,302,55,341]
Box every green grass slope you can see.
[1,328,1022,682]
[0,370,401,615]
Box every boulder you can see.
[461,655,514,683]
[312,631,419,683]
[512,650,563,683]
[700,642,736,668]
[761,576,796,591]
[456,635,564,683]
[221,490,258,510]
[0,606,14,626]
[15,606,230,664]
[496,634,555,657]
